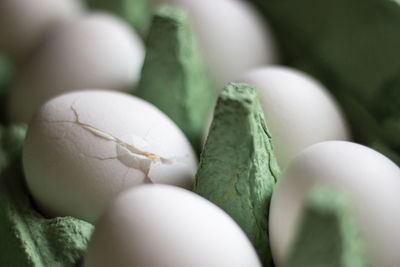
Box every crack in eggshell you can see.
[40,104,190,182]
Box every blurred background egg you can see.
[151,0,279,91]
[237,66,350,167]
[0,0,84,61]
[84,185,263,267]
[269,141,400,267]
[8,13,145,123]
[23,90,197,223]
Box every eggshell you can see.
[151,0,279,90]
[23,90,197,223]
[8,13,145,123]
[269,141,400,267]
[0,0,83,60]
[84,184,262,267]
[238,66,350,167]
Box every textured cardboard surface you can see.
[0,125,93,267]
[195,83,280,266]
[136,5,215,153]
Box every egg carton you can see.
[0,0,398,266]
[195,82,280,266]
[135,5,215,153]
[285,185,368,267]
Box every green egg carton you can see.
[0,1,394,266]
[0,125,93,267]
[286,185,369,267]
[195,83,280,266]
[135,5,215,153]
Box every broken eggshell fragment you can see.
[22,90,197,224]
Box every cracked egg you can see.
[22,90,198,223]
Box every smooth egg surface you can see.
[23,90,197,223]
[84,185,262,267]
[8,13,145,123]
[238,66,350,167]
[269,141,400,267]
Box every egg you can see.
[269,141,400,267]
[8,13,145,123]
[237,66,350,167]
[151,0,278,90]
[0,0,83,60]
[23,90,197,223]
[84,184,262,267]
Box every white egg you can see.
[8,13,145,123]
[23,90,197,223]
[151,0,278,90]
[0,0,83,60]
[237,66,350,167]
[84,184,262,267]
[269,141,400,267]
